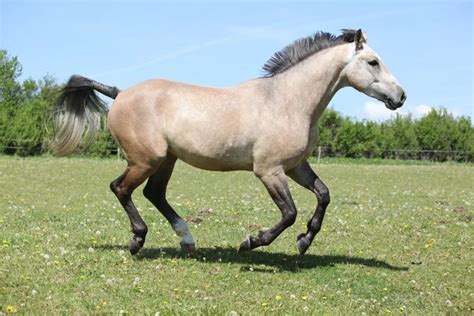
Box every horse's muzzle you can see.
[385,90,406,110]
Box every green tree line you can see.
[1,50,473,161]
[318,107,473,161]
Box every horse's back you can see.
[108,79,258,170]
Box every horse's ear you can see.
[355,29,367,50]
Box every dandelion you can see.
[6,305,17,313]
[133,276,140,286]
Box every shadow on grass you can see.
[93,244,408,272]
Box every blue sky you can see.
[1,0,472,121]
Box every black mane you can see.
[262,29,357,77]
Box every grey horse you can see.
[53,29,406,255]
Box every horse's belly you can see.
[168,140,254,172]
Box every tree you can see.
[317,107,345,156]
[0,50,24,152]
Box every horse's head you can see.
[342,29,406,110]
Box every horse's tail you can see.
[52,75,120,156]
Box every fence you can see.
[1,141,472,162]
[313,146,472,162]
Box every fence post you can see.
[317,146,321,164]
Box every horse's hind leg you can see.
[287,160,330,255]
[110,163,160,255]
[239,167,297,252]
[143,154,196,253]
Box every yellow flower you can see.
[275,295,282,301]
[6,305,18,313]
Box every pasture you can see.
[0,156,472,314]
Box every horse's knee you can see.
[316,186,330,207]
[110,180,124,199]
[320,191,330,207]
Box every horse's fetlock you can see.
[133,225,148,237]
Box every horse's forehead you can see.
[360,45,381,60]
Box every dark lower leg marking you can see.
[143,156,196,253]
[288,161,330,255]
[111,166,154,255]
[239,170,297,252]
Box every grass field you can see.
[0,156,472,314]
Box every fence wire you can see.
[1,141,472,162]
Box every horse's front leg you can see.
[287,160,330,255]
[239,167,297,252]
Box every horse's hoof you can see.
[129,235,145,255]
[238,236,252,253]
[296,236,310,255]
[180,242,196,254]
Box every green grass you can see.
[1,156,472,314]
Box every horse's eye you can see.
[368,60,379,67]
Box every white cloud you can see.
[363,101,395,121]
[413,104,433,117]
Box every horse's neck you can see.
[271,44,351,124]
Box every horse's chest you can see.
[275,126,319,169]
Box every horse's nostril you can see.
[400,92,407,103]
